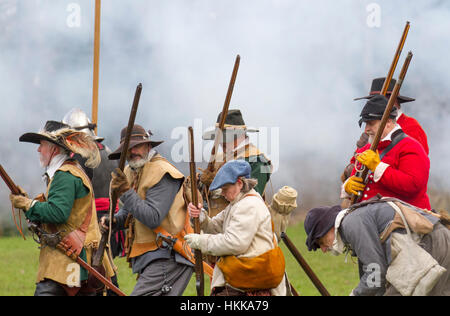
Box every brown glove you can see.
[9,194,33,211]
[111,168,131,196]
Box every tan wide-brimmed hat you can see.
[271,186,298,215]
[108,124,163,160]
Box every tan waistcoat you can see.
[125,154,186,258]
[37,162,102,285]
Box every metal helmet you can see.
[62,108,104,142]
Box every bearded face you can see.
[127,143,150,169]
[38,140,57,168]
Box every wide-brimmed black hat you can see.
[358,95,398,127]
[20,121,72,150]
[20,120,101,168]
[202,109,259,141]
[354,77,415,103]
[109,124,163,160]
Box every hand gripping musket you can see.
[1,164,126,295]
[207,54,240,172]
[188,126,205,296]
[1,164,26,239]
[92,83,142,268]
[280,232,330,296]
[350,52,413,205]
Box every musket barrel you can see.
[380,21,410,96]
[351,52,413,205]
[188,126,205,296]
[92,83,142,268]
[208,54,241,171]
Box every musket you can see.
[380,21,410,96]
[207,54,240,172]
[188,126,205,296]
[280,232,330,296]
[1,164,26,239]
[92,83,142,268]
[350,52,413,205]
[1,165,126,295]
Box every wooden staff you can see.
[188,126,205,296]
[280,232,330,296]
[350,52,413,205]
[92,0,101,135]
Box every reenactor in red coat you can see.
[341,95,431,210]
[342,78,429,182]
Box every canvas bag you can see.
[386,202,447,296]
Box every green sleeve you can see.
[25,171,89,224]
[246,154,272,195]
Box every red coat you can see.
[397,113,429,155]
[350,133,431,210]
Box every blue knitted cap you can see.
[209,159,251,191]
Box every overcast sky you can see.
[0,0,449,221]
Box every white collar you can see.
[45,153,69,179]
[381,124,402,142]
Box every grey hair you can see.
[239,176,258,194]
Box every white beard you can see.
[368,134,375,144]
[128,149,156,170]
[129,157,147,170]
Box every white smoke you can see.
[0,0,449,225]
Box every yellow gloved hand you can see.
[9,194,33,211]
[111,168,131,196]
[356,149,381,172]
[344,176,366,196]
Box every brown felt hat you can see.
[108,124,163,160]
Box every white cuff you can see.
[374,162,390,182]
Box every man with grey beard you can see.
[100,124,194,296]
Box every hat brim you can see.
[202,127,260,141]
[353,94,415,103]
[19,132,70,150]
[108,139,163,160]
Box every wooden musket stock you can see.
[207,54,240,172]
[188,126,205,296]
[92,83,142,268]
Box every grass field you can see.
[0,222,359,296]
